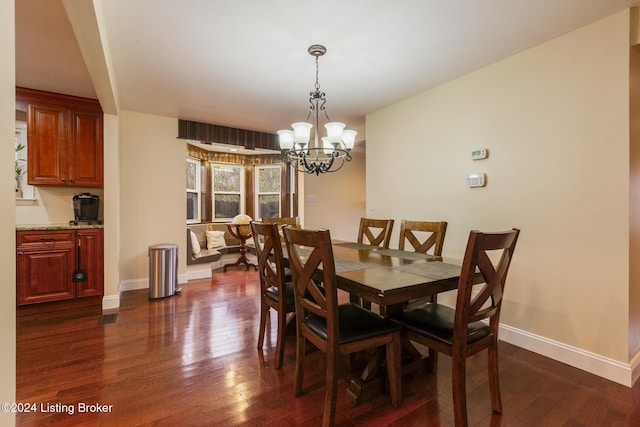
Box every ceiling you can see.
[15,0,639,147]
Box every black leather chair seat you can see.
[392,302,490,345]
[306,303,400,344]
[265,282,295,305]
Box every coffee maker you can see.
[71,193,101,224]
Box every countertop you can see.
[16,223,104,231]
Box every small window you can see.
[186,157,200,223]
[256,165,281,219]
[212,163,245,220]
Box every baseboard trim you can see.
[120,278,148,292]
[102,294,120,311]
[499,323,634,387]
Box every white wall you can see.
[1,0,17,423]
[304,150,366,240]
[119,111,186,286]
[367,10,631,370]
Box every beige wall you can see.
[15,187,104,225]
[119,111,187,284]
[1,0,16,423]
[303,150,366,240]
[367,10,631,366]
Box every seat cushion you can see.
[265,282,295,306]
[306,303,400,344]
[392,302,490,344]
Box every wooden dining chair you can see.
[398,220,448,256]
[262,216,300,228]
[391,228,520,427]
[283,227,402,427]
[357,217,394,248]
[262,216,301,240]
[251,221,296,370]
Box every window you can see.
[255,165,281,219]
[212,163,244,220]
[186,157,200,223]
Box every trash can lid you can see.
[148,243,178,250]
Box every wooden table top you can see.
[286,240,464,308]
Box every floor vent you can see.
[99,313,118,325]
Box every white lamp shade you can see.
[277,130,294,150]
[324,122,345,144]
[292,122,312,145]
[342,129,357,150]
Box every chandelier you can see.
[277,44,357,175]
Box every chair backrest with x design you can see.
[283,227,339,346]
[357,217,394,249]
[251,221,287,292]
[398,220,448,256]
[456,228,520,331]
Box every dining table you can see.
[281,239,475,406]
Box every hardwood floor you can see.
[16,269,640,426]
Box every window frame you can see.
[186,157,201,224]
[255,164,282,219]
[211,162,245,221]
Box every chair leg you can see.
[488,340,502,413]
[323,351,339,427]
[257,300,268,350]
[385,333,402,408]
[451,351,468,427]
[274,309,287,370]
[294,333,306,397]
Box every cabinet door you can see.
[26,103,68,186]
[69,109,103,187]
[76,229,104,297]
[16,246,75,305]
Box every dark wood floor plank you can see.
[16,270,640,426]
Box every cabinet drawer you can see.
[17,230,75,249]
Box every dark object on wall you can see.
[73,193,100,221]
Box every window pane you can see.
[214,194,241,218]
[213,166,241,192]
[259,194,279,218]
[186,161,197,190]
[258,167,280,193]
[187,193,198,220]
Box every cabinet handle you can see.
[39,237,55,241]
[17,252,23,256]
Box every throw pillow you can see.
[189,230,201,255]
[206,230,226,249]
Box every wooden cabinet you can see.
[16,229,104,306]
[75,229,104,298]
[16,87,103,187]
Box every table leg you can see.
[223,237,258,272]
[345,347,385,406]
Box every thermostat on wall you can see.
[466,173,486,188]
[471,148,488,160]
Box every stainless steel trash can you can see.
[148,243,178,299]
